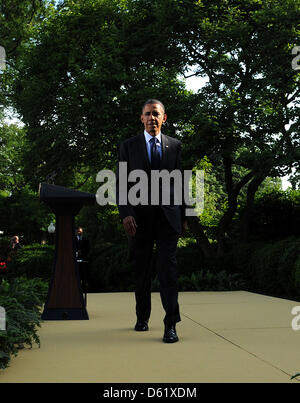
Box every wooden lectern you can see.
[39,183,95,320]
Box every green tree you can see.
[7,0,300,261]
[0,118,28,193]
[0,1,54,243]
[0,0,47,59]
[0,0,49,108]
[12,0,190,189]
[164,0,300,256]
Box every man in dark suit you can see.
[75,227,90,297]
[75,227,90,261]
[116,99,187,343]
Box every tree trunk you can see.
[187,216,215,259]
[241,175,266,242]
[216,157,254,257]
[216,155,237,257]
[216,202,237,257]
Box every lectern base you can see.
[41,308,89,320]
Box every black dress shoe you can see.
[134,320,149,331]
[163,324,179,343]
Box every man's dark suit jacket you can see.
[116,132,185,234]
[75,237,90,261]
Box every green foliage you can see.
[237,188,300,241]
[0,277,48,370]
[0,122,28,193]
[178,270,245,292]
[87,235,246,293]
[256,177,282,195]
[89,241,133,292]
[76,205,133,291]
[6,243,54,281]
[190,156,227,228]
[293,255,300,295]
[173,0,300,254]
[2,0,299,262]
[11,0,190,189]
[177,238,204,272]
[76,205,124,248]
[0,188,53,244]
[0,0,48,105]
[0,235,10,261]
[228,237,300,298]
[0,0,48,59]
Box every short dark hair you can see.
[142,99,165,113]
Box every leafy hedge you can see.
[88,237,244,292]
[0,277,48,370]
[2,237,299,298]
[5,244,54,281]
[178,270,245,291]
[88,241,134,292]
[227,237,300,299]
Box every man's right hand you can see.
[123,216,138,236]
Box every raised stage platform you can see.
[1,291,300,383]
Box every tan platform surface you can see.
[1,291,300,383]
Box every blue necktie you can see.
[150,137,160,169]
